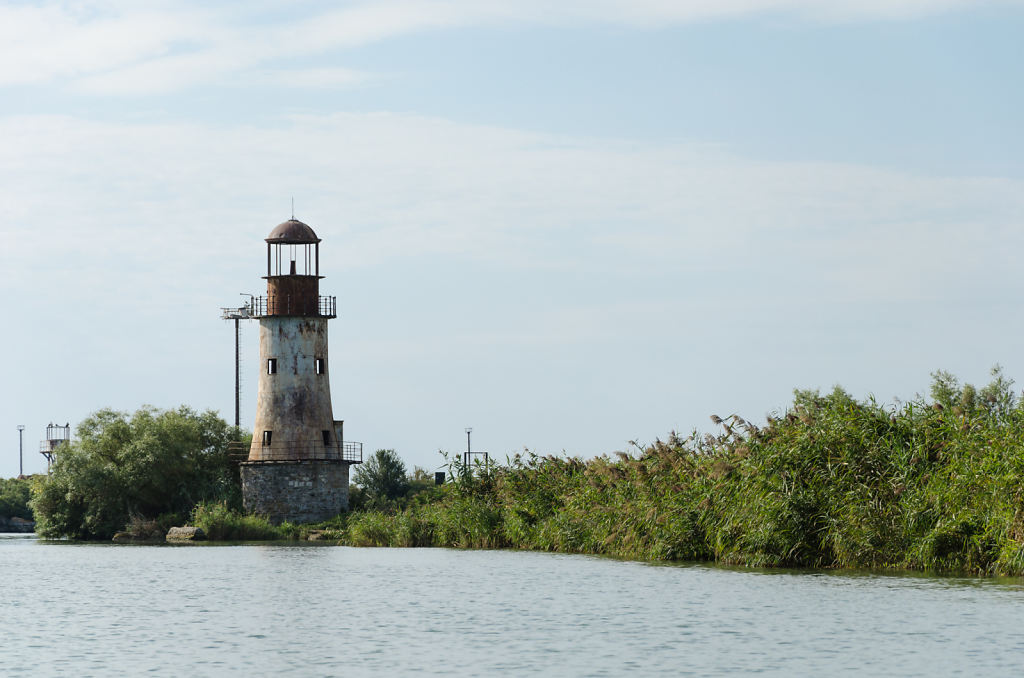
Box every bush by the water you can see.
[31,406,243,540]
[321,368,1024,575]
[191,501,283,541]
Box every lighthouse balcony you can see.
[251,295,337,318]
[232,440,363,464]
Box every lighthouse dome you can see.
[266,219,320,244]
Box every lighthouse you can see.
[239,218,362,523]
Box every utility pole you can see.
[221,297,253,428]
[233,316,240,427]
[17,425,24,477]
[465,427,472,471]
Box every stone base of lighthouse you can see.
[240,460,351,524]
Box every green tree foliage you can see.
[353,449,410,504]
[31,406,241,540]
[348,464,440,511]
[0,477,33,520]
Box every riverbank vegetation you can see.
[28,369,1024,576]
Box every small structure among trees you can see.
[39,422,71,471]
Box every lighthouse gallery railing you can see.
[250,295,337,318]
[228,440,363,464]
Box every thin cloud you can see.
[0,4,216,86]
[1,0,1018,93]
[245,67,374,90]
[1,111,1020,302]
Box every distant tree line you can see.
[0,477,32,521]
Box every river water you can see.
[1,533,1022,677]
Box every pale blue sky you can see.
[2,0,1023,477]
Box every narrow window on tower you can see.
[262,431,272,446]
[322,430,331,446]
[267,358,278,374]
[315,357,325,374]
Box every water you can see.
[2,533,1023,677]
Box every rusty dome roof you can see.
[266,219,320,244]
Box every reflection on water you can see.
[1,535,1023,676]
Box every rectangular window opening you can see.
[267,358,277,375]
[315,357,325,375]
[262,431,272,446]
[322,430,331,446]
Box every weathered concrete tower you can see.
[239,218,362,523]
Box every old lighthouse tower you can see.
[240,218,362,523]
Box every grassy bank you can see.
[191,501,346,541]
[203,370,1024,576]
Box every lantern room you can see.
[265,218,321,277]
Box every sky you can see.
[2,0,1023,478]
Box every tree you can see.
[353,449,409,503]
[31,406,241,540]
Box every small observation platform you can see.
[40,422,71,469]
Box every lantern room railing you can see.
[250,295,337,318]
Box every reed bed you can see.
[333,371,1024,575]
[191,501,284,541]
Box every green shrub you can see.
[191,501,282,541]
[31,406,243,540]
